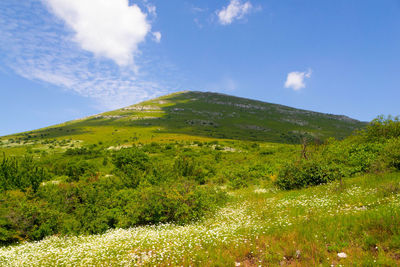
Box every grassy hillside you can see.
[0,91,365,151]
[1,93,399,266]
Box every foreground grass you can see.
[1,172,400,266]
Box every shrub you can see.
[345,143,382,175]
[313,138,384,178]
[228,171,249,189]
[64,160,96,182]
[173,156,206,184]
[0,190,61,245]
[112,147,150,171]
[125,182,227,225]
[276,160,342,190]
[226,164,273,189]
[116,164,147,188]
[112,148,152,188]
[65,146,103,158]
[0,155,50,192]
[380,138,400,170]
[362,115,400,142]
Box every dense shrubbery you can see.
[225,164,272,189]
[64,159,97,182]
[362,115,400,141]
[0,179,225,245]
[380,138,400,170]
[276,116,400,190]
[0,146,227,245]
[173,156,208,184]
[3,115,399,245]
[276,160,342,190]
[0,155,50,192]
[112,148,151,188]
[112,148,150,170]
[122,182,226,226]
[65,145,104,158]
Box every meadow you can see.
[1,173,399,266]
[0,92,399,266]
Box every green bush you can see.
[321,139,383,176]
[112,147,150,170]
[125,182,227,225]
[65,146,103,158]
[228,171,249,189]
[116,164,147,188]
[64,160,97,182]
[0,155,50,192]
[173,156,206,184]
[362,115,400,142]
[380,138,400,170]
[112,148,152,188]
[0,190,61,245]
[276,160,342,190]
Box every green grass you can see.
[0,91,366,149]
[1,172,399,266]
[1,92,396,266]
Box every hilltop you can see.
[0,91,365,148]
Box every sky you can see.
[0,0,400,136]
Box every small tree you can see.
[301,137,308,160]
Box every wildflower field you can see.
[1,92,400,266]
[1,172,400,266]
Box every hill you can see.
[0,91,365,149]
[1,92,400,266]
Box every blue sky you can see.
[1,0,399,136]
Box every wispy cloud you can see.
[152,31,162,43]
[284,69,312,91]
[188,5,209,29]
[191,6,208,13]
[0,1,177,109]
[217,0,253,25]
[206,76,238,93]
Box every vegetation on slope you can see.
[276,115,400,190]
[0,143,236,245]
[1,173,399,266]
[0,91,365,147]
[0,91,399,266]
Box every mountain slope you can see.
[1,91,366,146]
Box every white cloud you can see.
[152,31,161,43]
[145,3,157,17]
[43,0,152,66]
[0,1,178,109]
[284,69,312,91]
[217,0,252,25]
